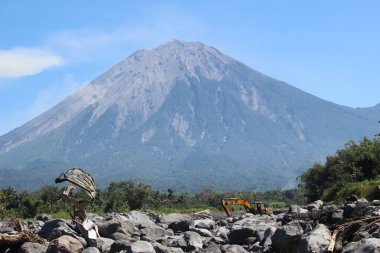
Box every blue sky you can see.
[0,1,379,136]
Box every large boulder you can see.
[299,224,331,253]
[19,242,48,253]
[129,240,155,253]
[125,210,156,228]
[46,235,83,253]
[82,247,101,253]
[97,214,135,238]
[192,218,216,230]
[159,213,192,225]
[342,238,380,253]
[38,219,86,246]
[184,231,203,251]
[96,237,114,252]
[228,227,256,245]
[220,244,249,253]
[109,239,131,253]
[272,220,304,252]
[140,224,173,240]
[152,241,185,253]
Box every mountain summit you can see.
[0,40,378,191]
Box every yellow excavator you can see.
[220,198,272,217]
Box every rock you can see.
[125,210,156,228]
[97,214,135,238]
[366,206,380,216]
[228,227,255,245]
[184,231,203,251]
[288,205,308,214]
[220,244,249,253]
[214,227,229,241]
[128,240,155,253]
[299,224,331,253]
[307,200,324,211]
[159,213,192,225]
[38,219,86,246]
[193,218,216,230]
[110,231,136,241]
[272,220,304,252]
[190,227,213,237]
[342,238,380,253]
[168,220,190,232]
[46,235,83,253]
[158,235,187,250]
[331,209,344,222]
[19,242,48,253]
[152,241,185,253]
[346,195,359,203]
[141,223,173,239]
[37,214,52,221]
[372,200,380,206]
[203,243,222,253]
[109,239,131,253]
[82,247,101,253]
[96,237,114,252]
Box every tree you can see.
[299,136,380,202]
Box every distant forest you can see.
[1,131,379,219]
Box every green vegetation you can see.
[299,135,380,203]
[0,182,306,219]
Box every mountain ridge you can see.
[0,40,378,192]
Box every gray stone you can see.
[299,224,331,253]
[125,210,156,228]
[152,241,185,253]
[82,247,101,253]
[19,242,48,253]
[109,239,131,253]
[307,200,324,211]
[288,205,308,214]
[159,235,187,250]
[97,214,135,238]
[168,220,190,232]
[193,218,216,230]
[203,243,222,253]
[190,227,213,237]
[129,240,155,253]
[38,219,86,246]
[331,209,344,222]
[141,224,173,239]
[228,227,255,245]
[342,238,380,253]
[220,244,249,253]
[46,235,83,253]
[184,231,203,251]
[272,220,304,252]
[159,213,192,225]
[96,237,114,252]
[214,227,229,240]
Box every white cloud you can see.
[0,47,63,78]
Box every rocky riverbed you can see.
[2,196,380,253]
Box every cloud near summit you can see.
[0,47,62,78]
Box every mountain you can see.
[0,40,379,192]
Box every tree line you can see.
[0,181,306,219]
[299,133,380,203]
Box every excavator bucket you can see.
[55,168,96,199]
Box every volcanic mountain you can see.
[0,40,378,192]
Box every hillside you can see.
[0,40,378,192]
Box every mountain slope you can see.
[0,40,378,192]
